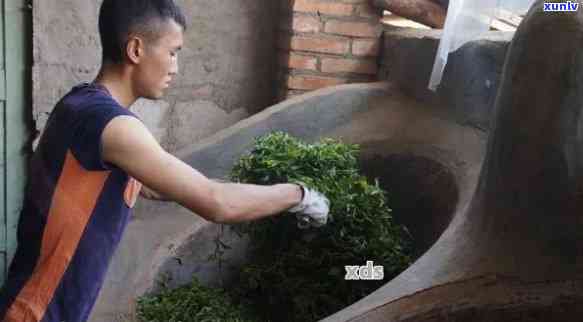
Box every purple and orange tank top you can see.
[0,83,143,322]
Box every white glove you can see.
[288,184,330,229]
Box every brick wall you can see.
[278,0,383,100]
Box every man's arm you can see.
[140,179,229,201]
[140,185,170,201]
[102,116,303,223]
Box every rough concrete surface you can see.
[88,82,488,321]
[33,0,279,152]
[381,27,514,130]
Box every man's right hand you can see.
[288,185,330,228]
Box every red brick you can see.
[287,75,347,90]
[290,36,350,55]
[292,15,321,33]
[280,53,318,70]
[352,39,380,56]
[293,0,354,16]
[321,58,378,75]
[324,20,381,38]
[355,4,382,18]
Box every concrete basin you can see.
[88,81,487,321]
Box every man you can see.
[0,1,330,321]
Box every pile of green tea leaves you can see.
[136,277,257,322]
[137,132,413,322]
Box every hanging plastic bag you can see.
[428,0,535,91]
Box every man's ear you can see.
[126,36,144,64]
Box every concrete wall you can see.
[33,0,279,152]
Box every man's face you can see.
[133,20,184,100]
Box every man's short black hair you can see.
[99,0,187,64]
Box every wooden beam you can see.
[371,0,447,28]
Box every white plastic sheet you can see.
[428,0,535,91]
